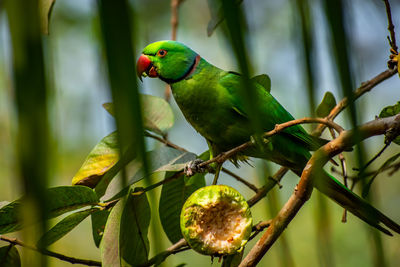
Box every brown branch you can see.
[199,117,342,168]
[222,168,259,193]
[329,125,349,222]
[314,67,398,136]
[247,167,289,207]
[239,114,400,267]
[165,0,185,101]
[249,220,272,241]
[358,143,390,173]
[145,131,187,152]
[383,0,398,53]
[171,0,184,41]
[339,153,349,222]
[135,172,184,194]
[0,235,101,266]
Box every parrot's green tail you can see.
[314,171,400,236]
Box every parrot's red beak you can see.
[136,54,158,81]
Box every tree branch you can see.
[0,235,101,266]
[199,117,343,168]
[145,131,187,152]
[222,168,259,193]
[249,220,272,241]
[314,67,398,136]
[171,0,184,41]
[239,114,400,267]
[165,0,185,101]
[383,0,398,53]
[247,167,288,207]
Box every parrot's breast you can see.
[170,66,251,150]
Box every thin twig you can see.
[328,125,349,222]
[171,0,184,41]
[222,168,259,193]
[339,153,349,223]
[239,114,400,267]
[314,67,398,136]
[134,172,184,194]
[358,143,390,174]
[247,167,288,207]
[383,0,398,53]
[165,0,185,101]
[249,220,272,241]
[212,163,222,185]
[145,131,187,152]
[0,235,101,266]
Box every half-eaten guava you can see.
[180,185,252,256]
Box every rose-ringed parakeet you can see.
[136,40,400,235]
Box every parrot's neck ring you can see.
[160,54,201,84]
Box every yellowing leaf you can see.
[72,132,119,187]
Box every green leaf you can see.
[362,152,400,198]
[72,132,119,187]
[159,173,205,243]
[379,102,400,145]
[0,245,21,267]
[103,94,174,136]
[222,251,244,267]
[102,146,197,201]
[0,186,99,234]
[379,102,400,118]
[100,189,151,267]
[0,202,21,234]
[37,208,98,248]
[119,189,151,266]
[39,0,55,35]
[45,186,99,217]
[316,91,337,117]
[101,200,124,267]
[91,209,110,248]
[252,74,271,93]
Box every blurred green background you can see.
[0,0,400,266]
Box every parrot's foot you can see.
[184,159,209,177]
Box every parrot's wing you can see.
[220,72,327,151]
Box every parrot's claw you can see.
[184,159,208,177]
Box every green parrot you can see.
[137,40,400,235]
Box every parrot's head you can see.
[137,40,199,83]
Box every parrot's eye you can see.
[157,49,167,57]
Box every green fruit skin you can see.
[180,185,252,256]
